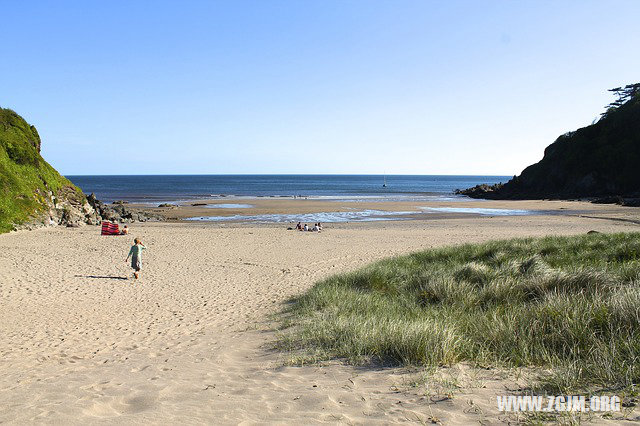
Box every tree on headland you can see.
[602,83,640,116]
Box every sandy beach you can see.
[1,199,639,424]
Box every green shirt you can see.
[128,244,146,259]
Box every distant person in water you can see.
[126,238,146,279]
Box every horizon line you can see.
[64,172,514,177]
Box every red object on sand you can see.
[101,221,120,235]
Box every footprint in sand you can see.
[83,392,158,417]
[130,365,151,373]
[121,394,157,414]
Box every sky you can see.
[1,0,639,176]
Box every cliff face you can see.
[0,108,100,233]
[458,92,640,201]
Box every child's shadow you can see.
[75,275,128,280]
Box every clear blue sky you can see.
[1,1,639,175]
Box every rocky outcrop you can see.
[455,183,505,198]
[12,188,102,231]
[86,193,163,223]
[457,88,640,203]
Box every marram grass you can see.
[277,232,640,393]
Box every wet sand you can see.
[143,196,637,222]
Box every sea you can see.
[66,174,509,204]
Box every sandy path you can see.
[1,207,639,424]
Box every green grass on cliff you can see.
[0,108,82,233]
[278,233,640,393]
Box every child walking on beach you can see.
[126,238,146,279]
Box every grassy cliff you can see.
[0,108,86,233]
[459,85,640,200]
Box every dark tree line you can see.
[602,83,640,116]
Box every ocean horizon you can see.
[66,174,510,204]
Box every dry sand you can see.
[1,199,639,424]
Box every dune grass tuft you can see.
[277,232,640,393]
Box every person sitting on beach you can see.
[317,222,323,231]
[126,238,146,280]
[296,222,302,231]
[121,225,129,235]
[303,224,309,232]
[312,223,320,232]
